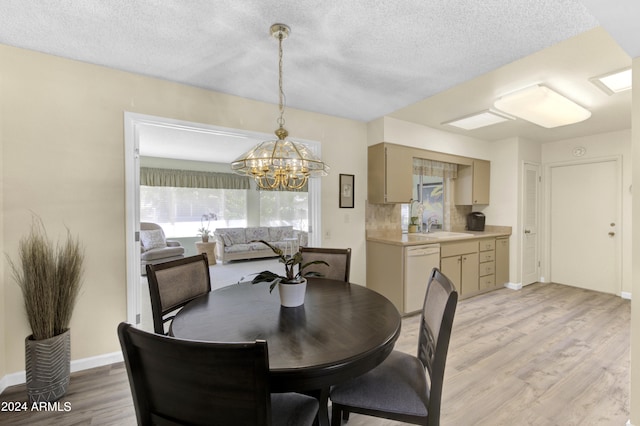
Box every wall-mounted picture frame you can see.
[339,174,355,208]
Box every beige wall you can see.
[0,43,367,376]
[630,56,640,426]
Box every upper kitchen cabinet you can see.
[368,143,413,203]
[455,159,490,205]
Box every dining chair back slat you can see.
[146,253,211,335]
[300,247,352,282]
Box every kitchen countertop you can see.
[366,225,512,246]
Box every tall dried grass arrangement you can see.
[6,217,84,341]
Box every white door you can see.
[522,163,540,285]
[549,159,619,294]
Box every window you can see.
[259,190,308,231]
[140,186,247,237]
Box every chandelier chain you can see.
[278,31,286,129]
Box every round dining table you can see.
[171,277,402,426]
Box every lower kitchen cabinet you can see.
[366,240,440,315]
[496,237,510,286]
[478,239,495,290]
[440,240,479,298]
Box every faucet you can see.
[426,218,438,233]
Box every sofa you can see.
[140,222,185,274]
[214,226,306,263]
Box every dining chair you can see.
[299,247,352,282]
[146,253,211,335]
[117,322,319,426]
[330,267,458,426]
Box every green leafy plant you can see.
[6,216,84,340]
[250,240,328,292]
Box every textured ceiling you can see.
[1,1,639,159]
[0,0,600,122]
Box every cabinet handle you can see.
[524,229,531,234]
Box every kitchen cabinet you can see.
[367,143,413,203]
[440,240,479,298]
[495,237,509,286]
[478,239,495,290]
[366,241,405,312]
[366,240,440,315]
[455,159,491,205]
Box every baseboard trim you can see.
[504,282,522,291]
[0,351,123,394]
[621,292,632,300]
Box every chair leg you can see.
[331,404,342,426]
[343,410,349,421]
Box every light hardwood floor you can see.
[0,282,630,425]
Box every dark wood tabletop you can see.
[171,278,401,425]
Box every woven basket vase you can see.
[25,329,71,403]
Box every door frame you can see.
[124,112,323,325]
[520,161,541,287]
[543,155,622,294]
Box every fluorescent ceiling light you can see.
[590,68,632,95]
[494,85,591,128]
[443,110,514,130]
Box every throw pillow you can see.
[220,233,232,247]
[140,229,167,251]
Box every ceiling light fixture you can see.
[231,23,329,190]
[590,68,632,95]
[442,110,514,130]
[494,85,591,128]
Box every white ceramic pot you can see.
[278,279,307,307]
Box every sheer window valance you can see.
[140,167,250,190]
[413,159,458,179]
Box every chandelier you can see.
[231,24,329,190]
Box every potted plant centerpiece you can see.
[250,240,328,307]
[6,216,84,403]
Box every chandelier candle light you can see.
[231,24,329,190]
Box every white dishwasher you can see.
[404,244,441,313]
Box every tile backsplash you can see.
[366,202,471,233]
[365,178,472,233]
[365,202,401,232]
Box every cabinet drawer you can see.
[441,240,479,257]
[479,251,495,262]
[479,274,495,289]
[479,261,495,276]
[479,239,495,251]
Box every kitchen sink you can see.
[413,231,474,240]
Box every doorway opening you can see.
[124,112,323,325]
